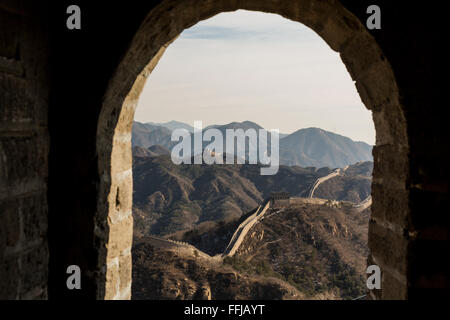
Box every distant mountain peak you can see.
[217,121,263,130]
[132,120,373,169]
[241,120,263,128]
[279,127,372,168]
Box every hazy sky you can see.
[135,10,375,144]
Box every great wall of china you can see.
[308,168,343,198]
[307,165,372,212]
[145,169,372,261]
[222,199,272,257]
[143,235,222,262]
[354,195,372,212]
[220,169,372,257]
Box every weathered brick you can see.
[0,74,33,125]
[104,260,119,300]
[372,107,408,146]
[108,177,133,225]
[340,34,385,82]
[0,9,21,59]
[368,220,408,275]
[21,193,47,244]
[106,215,133,259]
[382,268,408,299]
[119,254,132,292]
[371,182,409,229]
[0,135,47,188]
[0,200,21,250]
[19,244,48,298]
[0,256,20,299]
[372,144,408,182]
[368,251,408,299]
[0,193,47,251]
[354,66,399,112]
[110,139,133,175]
[318,6,364,52]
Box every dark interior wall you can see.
[0,1,50,299]
[1,0,447,299]
[46,0,160,299]
[381,5,449,298]
[46,0,448,299]
[344,2,449,298]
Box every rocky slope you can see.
[132,200,370,300]
[179,202,370,299]
[131,144,372,300]
[132,146,372,237]
[313,161,373,203]
[230,203,370,299]
[132,236,304,300]
[132,154,264,236]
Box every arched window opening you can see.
[96,0,407,300]
[130,10,375,300]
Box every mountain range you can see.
[130,122,373,300]
[132,121,373,169]
[132,199,370,300]
[132,146,372,237]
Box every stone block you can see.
[381,267,408,299]
[0,199,21,250]
[0,9,21,59]
[372,107,408,147]
[119,254,132,292]
[318,5,365,52]
[340,34,384,82]
[20,243,48,298]
[106,215,133,259]
[0,135,47,189]
[371,182,409,229]
[116,175,133,210]
[110,139,132,176]
[0,256,20,299]
[354,65,399,111]
[108,179,133,225]
[104,260,119,300]
[372,144,408,182]
[21,192,48,244]
[0,74,33,125]
[368,220,408,275]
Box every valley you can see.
[131,121,373,300]
[132,198,370,300]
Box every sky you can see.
[134,10,375,145]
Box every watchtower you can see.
[270,192,291,207]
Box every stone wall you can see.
[290,197,340,206]
[0,1,49,299]
[272,198,291,208]
[97,0,411,298]
[0,0,446,300]
[80,0,450,299]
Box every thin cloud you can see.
[135,10,375,145]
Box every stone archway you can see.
[96,0,408,300]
